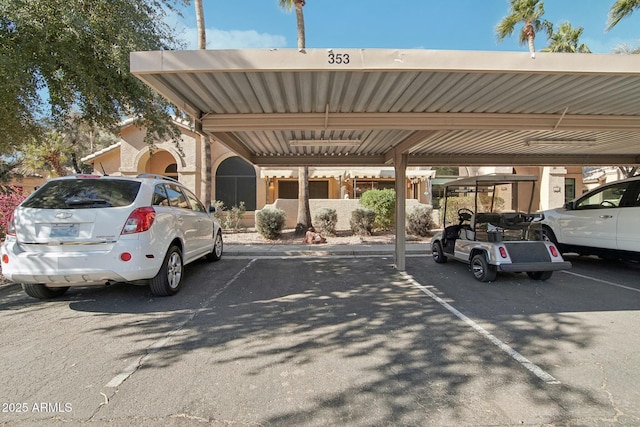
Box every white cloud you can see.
[180,26,287,50]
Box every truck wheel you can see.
[471,253,497,282]
[527,271,553,281]
[432,241,447,263]
[150,245,183,296]
[22,284,69,299]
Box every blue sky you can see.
[173,0,639,54]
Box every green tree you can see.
[607,0,640,30]
[613,43,640,54]
[57,113,119,173]
[496,0,553,58]
[542,21,591,53]
[18,130,73,178]
[279,0,311,234]
[0,0,189,155]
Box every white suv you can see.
[540,176,640,261]
[1,174,223,298]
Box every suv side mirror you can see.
[208,205,217,214]
[563,201,575,210]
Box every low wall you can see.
[257,199,427,231]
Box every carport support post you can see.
[394,150,408,271]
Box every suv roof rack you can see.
[136,173,180,183]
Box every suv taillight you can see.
[121,207,156,235]
[6,212,16,236]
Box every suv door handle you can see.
[599,215,613,219]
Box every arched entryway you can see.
[215,156,257,210]
[138,150,179,179]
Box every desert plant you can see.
[350,208,376,236]
[406,205,435,237]
[224,201,246,232]
[256,208,286,240]
[210,200,225,223]
[313,208,337,236]
[360,188,395,230]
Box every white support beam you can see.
[394,150,408,272]
[202,112,640,132]
[209,132,253,163]
[384,130,441,164]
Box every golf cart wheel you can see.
[432,241,447,264]
[527,271,553,281]
[22,284,69,299]
[471,253,497,282]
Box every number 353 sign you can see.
[327,52,350,64]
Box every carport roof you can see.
[130,48,640,167]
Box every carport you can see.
[130,48,640,270]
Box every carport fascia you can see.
[130,48,640,270]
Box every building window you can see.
[354,180,395,198]
[277,180,329,199]
[164,163,178,178]
[215,157,256,210]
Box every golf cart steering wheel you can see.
[457,208,474,224]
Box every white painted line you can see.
[401,272,561,385]
[561,270,640,293]
[104,259,257,389]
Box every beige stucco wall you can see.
[259,198,426,231]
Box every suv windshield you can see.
[22,179,141,209]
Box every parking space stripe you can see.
[561,270,640,293]
[401,272,561,385]
[104,259,257,390]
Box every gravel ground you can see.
[222,228,431,245]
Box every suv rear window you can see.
[21,179,141,209]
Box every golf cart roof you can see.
[444,174,538,188]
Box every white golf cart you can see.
[430,174,571,282]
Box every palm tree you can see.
[19,131,72,178]
[279,0,312,234]
[194,0,212,205]
[496,0,553,58]
[279,0,306,50]
[613,43,640,54]
[195,0,206,49]
[607,0,640,31]
[542,22,591,53]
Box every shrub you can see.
[360,188,395,230]
[224,201,246,232]
[256,208,286,240]
[313,208,337,236]
[210,200,225,223]
[350,208,376,236]
[406,205,435,237]
[0,187,26,239]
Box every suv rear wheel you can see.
[206,231,223,262]
[22,284,69,299]
[150,245,183,296]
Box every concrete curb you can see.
[224,243,431,258]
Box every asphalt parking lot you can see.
[1,250,639,426]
